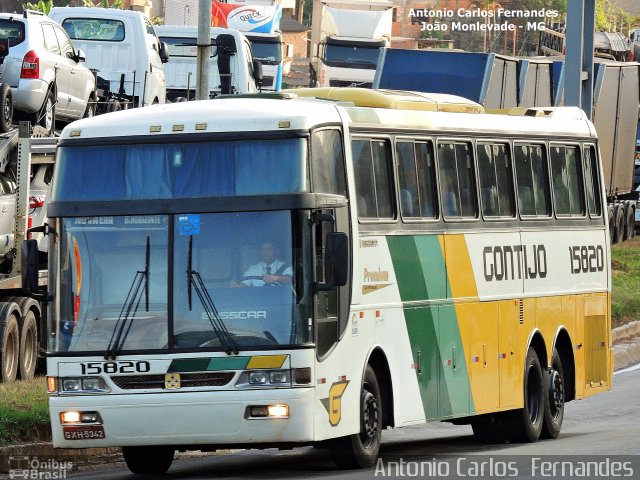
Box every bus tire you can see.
[18,309,38,380]
[0,306,20,383]
[505,348,544,443]
[329,365,382,469]
[541,349,565,439]
[471,415,507,444]
[122,446,174,475]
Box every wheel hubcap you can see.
[4,98,10,121]
[548,370,564,419]
[44,98,53,132]
[360,390,379,448]
[23,328,34,373]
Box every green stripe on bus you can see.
[167,357,250,373]
[388,235,474,419]
[167,358,212,373]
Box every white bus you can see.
[32,88,612,474]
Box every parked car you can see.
[0,10,96,134]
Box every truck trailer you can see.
[0,124,55,383]
[374,48,639,242]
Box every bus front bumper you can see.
[50,387,315,448]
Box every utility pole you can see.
[196,0,212,100]
[564,0,595,119]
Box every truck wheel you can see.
[18,309,38,380]
[122,446,174,474]
[613,207,625,243]
[505,348,544,443]
[608,208,615,241]
[0,309,19,383]
[626,208,635,240]
[0,84,13,133]
[330,365,382,469]
[541,349,565,439]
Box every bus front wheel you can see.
[330,365,382,469]
[505,348,544,443]
[122,446,174,475]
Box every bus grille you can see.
[261,76,274,87]
[111,372,235,389]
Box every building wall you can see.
[283,30,309,59]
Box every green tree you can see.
[81,0,123,8]
[22,0,53,14]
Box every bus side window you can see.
[583,145,602,217]
[477,142,515,218]
[352,138,394,219]
[550,144,584,216]
[437,141,477,219]
[396,140,438,219]
[515,143,551,217]
[311,129,346,195]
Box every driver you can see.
[230,242,292,287]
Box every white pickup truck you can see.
[49,7,169,112]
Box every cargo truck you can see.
[310,0,392,88]
[374,48,639,242]
[0,124,55,383]
[154,25,261,99]
[211,1,290,91]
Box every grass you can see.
[0,376,50,445]
[611,235,640,328]
[0,239,636,446]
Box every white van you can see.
[49,7,168,110]
[155,25,260,100]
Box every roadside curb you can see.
[613,321,640,371]
[612,320,640,343]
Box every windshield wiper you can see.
[104,237,150,360]
[187,236,238,355]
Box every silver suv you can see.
[0,10,96,134]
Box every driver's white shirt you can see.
[241,260,292,286]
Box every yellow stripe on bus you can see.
[246,355,288,369]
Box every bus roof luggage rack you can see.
[282,87,485,114]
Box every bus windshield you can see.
[53,210,311,354]
[53,138,308,201]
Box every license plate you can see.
[63,425,105,440]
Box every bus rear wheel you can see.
[541,349,565,439]
[330,365,382,469]
[505,348,544,443]
[122,446,174,475]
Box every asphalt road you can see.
[61,363,640,480]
